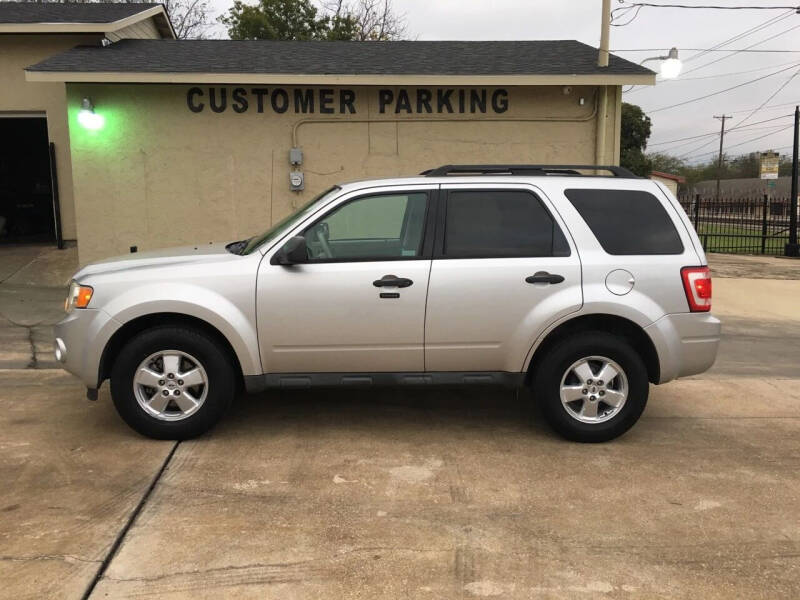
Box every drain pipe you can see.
[595,86,609,165]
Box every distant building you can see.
[691,177,794,199]
[649,171,685,196]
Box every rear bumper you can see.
[53,308,118,389]
[645,312,721,383]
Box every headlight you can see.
[65,281,93,312]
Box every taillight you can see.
[681,266,712,312]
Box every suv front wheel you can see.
[533,332,649,442]
[110,326,236,439]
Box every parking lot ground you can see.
[0,251,799,599]
[0,370,173,599]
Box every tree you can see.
[648,152,686,175]
[324,0,406,40]
[620,102,653,177]
[221,0,406,41]
[23,0,211,39]
[162,0,212,39]
[779,154,795,177]
[220,0,327,40]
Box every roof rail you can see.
[421,164,639,178]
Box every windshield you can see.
[240,186,341,255]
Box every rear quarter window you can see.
[564,188,684,255]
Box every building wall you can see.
[66,83,621,264]
[0,34,101,241]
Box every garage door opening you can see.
[0,117,57,244]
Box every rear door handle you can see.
[525,271,565,285]
[373,274,413,288]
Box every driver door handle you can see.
[525,272,565,285]
[373,275,413,288]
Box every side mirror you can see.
[272,235,308,265]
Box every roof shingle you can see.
[0,2,160,24]
[27,39,653,76]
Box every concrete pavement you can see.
[0,247,798,599]
[0,370,174,599]
[0,244,78,370]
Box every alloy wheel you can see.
[133,350,208,421]
[559,355,628,424]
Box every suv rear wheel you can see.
[533,332,649,442]
[110,326,235,439]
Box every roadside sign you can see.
[760,151,779,179]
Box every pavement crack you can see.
[0,554,100,565]
[102,547,442,584]
[80,441,180,600]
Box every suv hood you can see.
[73,242,241,280]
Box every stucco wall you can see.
[66,83,621,264]
[0,34,101,241]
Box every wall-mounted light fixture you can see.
[77,97,105,130]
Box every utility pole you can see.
[598,0,610,67]
[596,0,611,166]
[786,105,799,256]
[714,115,732,202]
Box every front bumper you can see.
[53,308,118,389]
[645,312,721,383]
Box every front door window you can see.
[304,192,428,261]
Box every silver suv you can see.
[54,165,720,442]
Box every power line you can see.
[623,11,796,95]
[648,114,794,147]
[646,62,800,113]
[682,9,794,65]
[625,3,799,8]
[660,125,789,155]
[670,123,791,157]
[678,136,722,159]
[665,59,800,81]
[611,4,644,26]
[684,123,795,160]
[610,1,800,25]
[729,99,800,113]
[612,48,800,51]
[681,22,800,76]
[623,58,800,96]
[734,64,800,128]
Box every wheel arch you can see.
[98,313,245,389]
[524,313,661,386]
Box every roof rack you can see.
[421,164,639,178]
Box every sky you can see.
[204,0,800,164]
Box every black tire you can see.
[533,331,649,443]
[110,326,236,439]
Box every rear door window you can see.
[564,188,684,255]
[442,189,570,258]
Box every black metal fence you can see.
[677,194,793,254]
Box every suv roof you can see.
[421,164,638,178]
[336,164,644,192]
